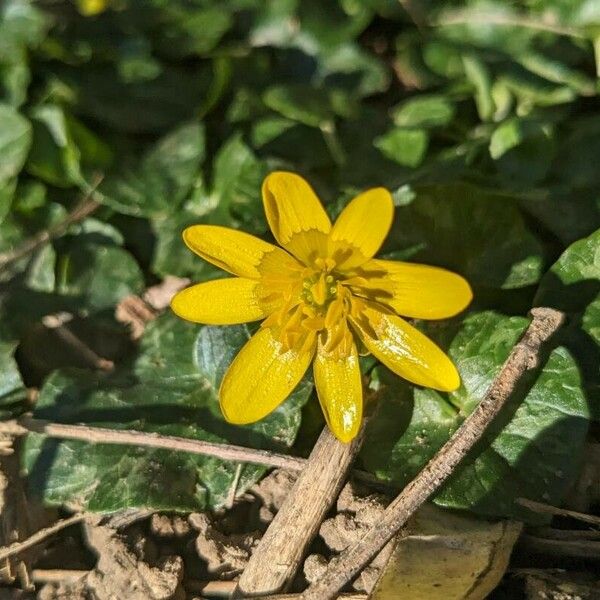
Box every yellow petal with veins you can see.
[183,225,289,279]
[330,187,394,268]
[262,171,331,257]
[350,301,460,392]
[170,278,268,325]
[314,334,362,443]
[371,259,473,319]
[220,327,316,424]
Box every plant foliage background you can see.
[1,0,599,521]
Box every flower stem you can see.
[320,120,346,166]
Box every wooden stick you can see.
[0,514,86,562]
[42,314,114,372]
[520,534,600,559]
[32,568,88,583]
[301,307,565,600]
[31,572,367,599]
[0,417,383,489]
[0,417,306,472]
[0,178,103,272]
[516,498,600,526]
[235,426,366,597]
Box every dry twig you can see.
[41,313,114,371]
[0,514,86,562]
[0,178,103,273]
[0,417,306,472]
[235,426,367,597]
[301,307,565,600]
[32,573,368,599]
[520,534,600,559]
[516,498,600,527]
[0,416,383,489]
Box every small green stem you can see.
[320,120,346,166]
[593,35,600,78]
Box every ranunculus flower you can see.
[171,172,472,442]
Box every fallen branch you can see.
[300,307,565,600]
[0,416,306,472]
[31,572,368,599]
[0,514,86,562]
[42,313,114,372]
[235,425,367,597]
[0,177,103,273]
[0,417,383,488]
[516,498,600,527]
[520,534,600,559]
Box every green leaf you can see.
[251,116,297,148]
[263,84,353,128]
[99,122,205,217]
[374,128,428,168]
[0,0,47,107]
[0,194,65,275]
[489,118,551,160]
[0,0,48,55]
[361,311,589,522]
[517,52,596,97]
[157,7,232,57]
[208,133,267,230]
[22,315,312,512]
[151,134,267,278]
[25,105,83,188]
[385,183,544,289]
[462,54,494,121]
[318,44,390,98]
[391,95,455,129]
[55,242,144,311]
[0,177,16,224]
[0,103,32,182]
[0,339,26,417]
[535,228,600,418]
[69,64,212,134]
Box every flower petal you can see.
[371,259,473,319]
[314,335,362,443]
[262,171,331,254]
[170,278,267,325]
[350,301,460,392]
[330,187,393,267]
[220,327,316,424]
[183,225,286,279]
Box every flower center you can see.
[301,272,339,309]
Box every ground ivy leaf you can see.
[391,94,455,129]
[0,339,27,417]
[55,242,144,312]
[25,104,84,188]
[374,128,429,168]
[385,183,544,289]
[263,84,352,128]
[22,314,312,512]
[535,228,600,418]
[99,122,205,217]
[0,103,32,182]
[151,134,267,278]
[361,311,589,522]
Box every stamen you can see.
[311,273,328,306]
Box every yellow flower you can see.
[171,172,472,442]
[76,0,108,16]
